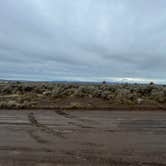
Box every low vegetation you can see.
[0,81,166,110]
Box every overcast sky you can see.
[0,0,166,83]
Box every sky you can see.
[0,0,166,83]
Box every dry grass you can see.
[0,81,166,110]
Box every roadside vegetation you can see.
[0,81,166,110]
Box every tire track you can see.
[55,110,75,119]
[28,112,65,139]
[55,110,96,123]
[55,111,96,129]
[28,130,49,144]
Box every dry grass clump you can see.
[0,81,166,109]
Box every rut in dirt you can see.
[55,110,97,128]
[28,112,65,138]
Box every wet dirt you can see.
[0,110,166,165]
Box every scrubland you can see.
[0,81,166,110]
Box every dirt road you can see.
[0,110,166,165]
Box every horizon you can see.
[0,77,165,85]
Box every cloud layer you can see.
[0,0,166,83]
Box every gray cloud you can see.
[0,0,166,83]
